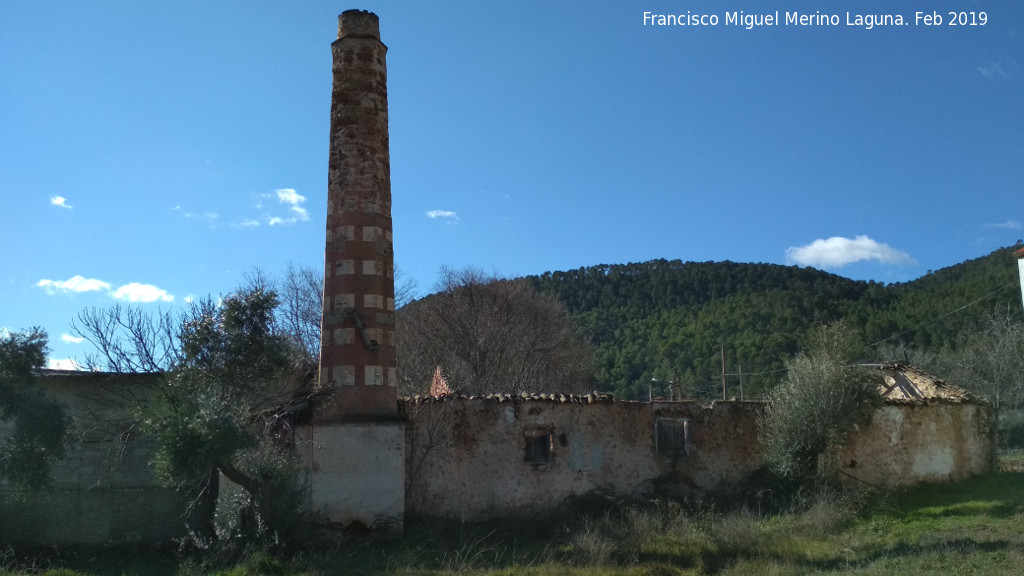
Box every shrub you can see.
[758,322,880,485]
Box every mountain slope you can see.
[525,247,1021,400]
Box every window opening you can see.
[524,429,553,464]
[656,418,690,458]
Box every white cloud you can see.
[37,275,112,294]
[985,220,1022,230]
[37,275,174,303]
[427,209,459,222]
[173,205,218,220]
[786,235,916,269]
[61,333,85,344]
[276,188,304,207]
[47,357,84,370]
[274,188,309,223]
[111,283,174,303]
[240,188,309,227]
[50,196,73,209]
[977,62,1009,78]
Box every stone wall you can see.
[840,400,993,488]
[0,372,205,545]
[4,374,993,542]
[400,396,765,520]
[401,394,992,520]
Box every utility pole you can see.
[721,345,727,400]
[738,363,744,401]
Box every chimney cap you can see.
[338,10,380,41]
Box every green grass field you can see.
[4,463,1024,576]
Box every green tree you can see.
[758,322,880,484]
[139,287,307,546]
[0,329,69,494]
[527,247,1019,399]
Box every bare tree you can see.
[396,267,593,397]
[68,299,221,483]
[947,310,1024,409]
[71,304,182,373]
[394,265,420,310]
[276,262,323,365]
[938,308,1024,464]
[403,397,458,495]
[268,261,417,369]
[71,262,418,378]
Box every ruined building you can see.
[0,11,995,545]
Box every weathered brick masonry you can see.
[318,9,397,419]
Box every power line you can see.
[867,282,1014,348]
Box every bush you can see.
[758,322,880,485]
[998,409,1024,449]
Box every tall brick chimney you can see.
[297,11,404,533]
[318,9,396,419]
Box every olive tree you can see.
[0,329,69,494]
[138,287,309,546]
[758,322,880,484]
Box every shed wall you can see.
[840,402,992,488]
[401,398,765,519]
[402,397,991,520]
[0,374,205,545]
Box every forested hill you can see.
[525,246,1022,401]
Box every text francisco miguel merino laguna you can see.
[643,11,984,30]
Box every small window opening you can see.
[656,418,690,458]
[524,429,553,464]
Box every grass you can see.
[4,463,1024,575]
[998,448,1024,472]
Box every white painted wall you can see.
[296,422,405,532]
[1017,255,1024,315]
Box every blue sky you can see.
[2,1,1021,368]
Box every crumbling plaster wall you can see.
[840,401,992,488]
[401,397,765,520]
[403,396,992,520]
